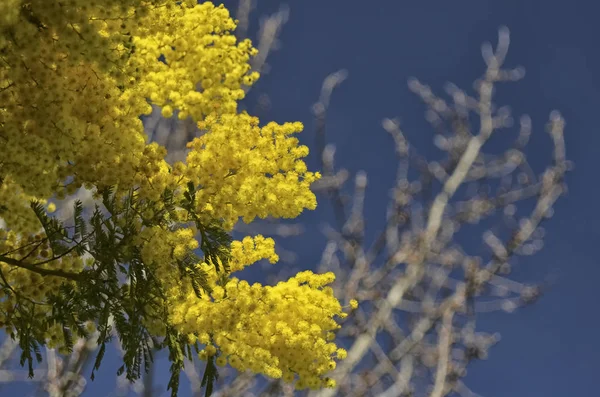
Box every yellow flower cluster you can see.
[131,2,259,120]
[168,235,350,389]
[0,177,44,234]
[229,235,279,272]
[183,112,321,230]
[0,0,259,223]
[0,0,347,390]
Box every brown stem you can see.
[0,255,83,282]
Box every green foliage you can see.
[181,181,232,273]
[1,185,234,396]
[30,200,71,256]
[201,355,219,397]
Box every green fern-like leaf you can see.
[30,200,69,255]
[201,356,219,397]
[73,199,87,241]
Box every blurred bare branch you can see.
[304,26,569,397]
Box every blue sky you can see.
[3,1,599,396]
